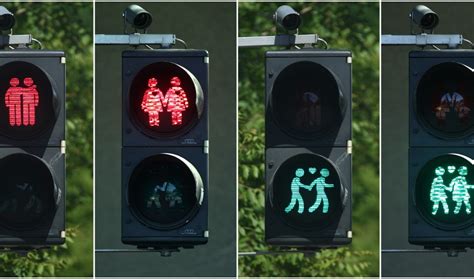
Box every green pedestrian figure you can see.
[285,168,311,214]
[308,168,334,213]
[429,166,450,215]
[449,166,474,214]
[147,184,166,209]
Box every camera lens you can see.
[0,13,14,31]
[283,14,301,30]
[134,13,151,29]
[421,13,438,29]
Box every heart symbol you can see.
[309,168,316,174]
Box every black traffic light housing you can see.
[409,50,474,248]
[121,50,209,250]
[0,50,66,247]
[265,49,352,247]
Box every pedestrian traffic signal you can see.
[128,61,203,137]
[265,50,352,248]
[127,153,204,230]
[122,50,208,252]
[415,154,473,228]
[0,61,59,139]
[409,50,474,248]
[270,153,344,230]
[0,50,66,247]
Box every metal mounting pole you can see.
[238,34,318,48]
[95,33,176,48]
[0,34,33,48]
[382,34,463,49]
[96,248,180,257]
[382,248,468,257]
[239,249,321,256]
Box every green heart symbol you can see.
[447,166,456,174]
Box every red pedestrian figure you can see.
[141,78,165,127]
[5,77,22,126]
[22,77,39,126]
[164,77,189,126]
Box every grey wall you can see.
[95,2,236,276]
[382,2,474,276]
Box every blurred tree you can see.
[0,2,92,277]
[239,2,379,277]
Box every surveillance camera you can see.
[274,5,301,32]
[0,6,15,31]
[410,5,439,31]
[123,4,152,30]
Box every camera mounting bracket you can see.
[238,34,318,48]
[95,34,176,48]
[0,34,33,49]
[382,34,463,49]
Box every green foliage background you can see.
[0,2,93,277]
[239,2,379,277]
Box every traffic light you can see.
[0,50,66,248]
[409,50,474,248]
[265,50,352,247]
[121,50,209,251]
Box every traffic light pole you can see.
[238,34,319,48]
[381,34,464,48]
[95,34,176,48]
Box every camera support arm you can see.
[238,34,318,48]
[0,34,33,49]
[382,34,463,49]
[95,34,176,48]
